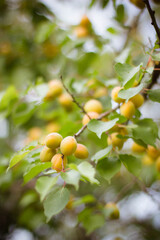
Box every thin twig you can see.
[143,0,160,46]
[74,105,119,138]
[60,76,91,119]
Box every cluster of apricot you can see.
[132,142,160,171]
[40,132,89,172]
[44,79,73,111]
[74,15,91,38]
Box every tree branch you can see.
[74,105,119,138]
[60,76,91,119]
[143,0,160,46]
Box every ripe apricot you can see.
[45,80,63,100]
[28,127,42,141]
[45,132,63,149]
[93,87,108,98]
[111,86,124,103]
[107,133,124,150]
[51,153,67,172]
[132,142,146,153]
[129,0,145,9]
[74,26,89,38]
[58,93,73,110]
[60,136,77,156]
[46,122,60,133]
[156,156,160,172]
[130,94,144,108]
[40,146,56,162]
[147,145,160,159]
[105,202,120,219]
[120,101,135,119]
[74,143,89,159]
[82,111,99,125]
[142,154,154,166]
[80,15,90,27]
[84,99,103,114]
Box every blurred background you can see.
[0,0,160,240]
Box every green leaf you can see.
[130,118,158,146]
[35,176,58,202]
[77,162,99,184]
[102,0,109,8]
[115,4,125,23]
[87,118,119,138]
[91,145,112,163]
[44,187,70,222]
[73,195,95,207]
[119,154,141,176]
[96,157,121,181]
[61,170,80,190]
[9,142,37,168]
[78,208,105,234]
[148,89,160,103]
[35,22,55,43]
[23,162,51,184]
[118,83,145,100]
[115,63,142,88]
[107,27,118,35]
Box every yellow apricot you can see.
[45,80,63,100]
[93,87,108,98]
[40,146,56,162]
[28,127,42,141]
[105,202,120,219]
[156,156,160,171]
[132,142,146,153]
[107,133,124,150]
[74,143,89,159]
[74,26,89,38]
[58,93,73,110]
[46,122,60,133]
[60,136,77,156]
[51,153,67,172]
[80,15,90,27]
[142,154,154,166]
[120,101,135,119]
[130,94,144,108]
[82,111,99,125]
[147,145,160,159]
[129,0,145,9]
[45,132,63,149]
[111,86,124,103]
[84,99,103,114]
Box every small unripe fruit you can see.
[105,202,120,219]
[40,146,56,162]
[147,145,160,159]
[82,111,99,125]
[60,136,77,156]
[93,87,108,98]
[84,99,103,114]
[74,144,89,159]
[45,132,63,149]
[156,156,160,172]
[142,154,154,166]
[129,0,145,9]
[45,80,63,100]
[120,101,135,119]
[80,15,90,27]
[51,153,67,172]
[111,86,124,103]
[130,94,144,108]
[132,142,145,153]
[74,26,89,38]
[58,93,73,110]
[107,133,124,150]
